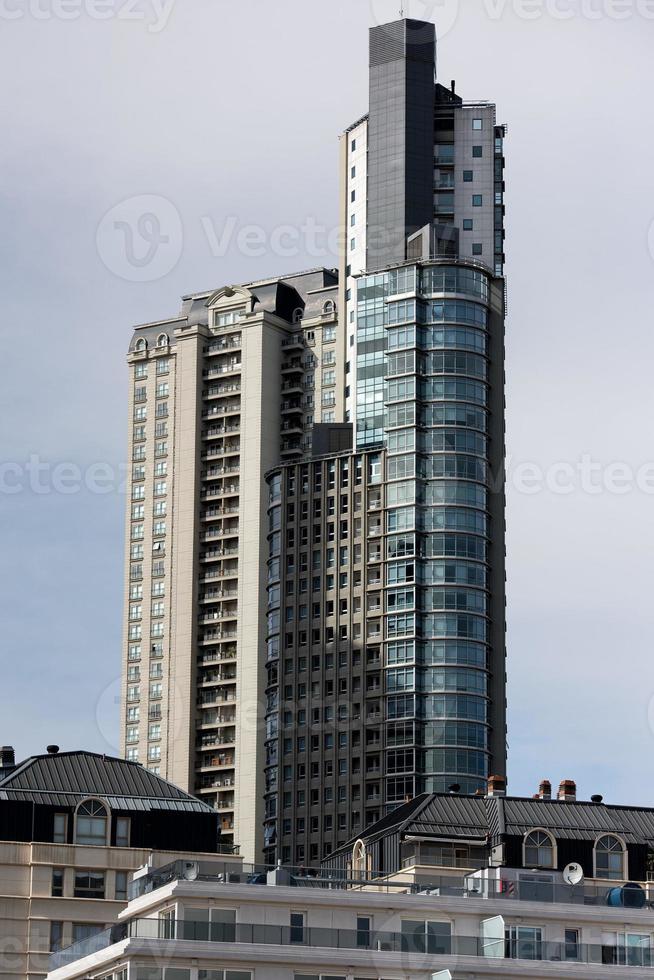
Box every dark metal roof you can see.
[0,751,214,814]
[328,792,654,859]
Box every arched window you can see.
[292,308,304,324]
[74,799,108,846]
[135,338,147,351]
[157,332,169,347]
[523,829,555,868]
[323,300,334,314]
[352,839,367,878]
[594,834,626,880]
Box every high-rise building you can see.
[120,270,342,861]
[119,15,507,866]
[267,19,507,862]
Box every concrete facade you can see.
[119,272,341,862]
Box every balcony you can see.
[281,379,303,394]
[281,335,304,351]
[205,382,241,399]
[203,401,240,418]
[53,912,654,973]
[204,337,242,355]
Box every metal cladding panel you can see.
[367,19,435,269]
[325,792,654,865]
[0,751,214,812]
[501,798,654,844]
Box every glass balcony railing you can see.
[49,916,654,972]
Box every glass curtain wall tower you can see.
[266,17,507,861]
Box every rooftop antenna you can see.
[400,3,404,15]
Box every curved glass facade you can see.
[357,260,493,801]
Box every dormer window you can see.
[74,799,108,846]
[594,834,626,880]
[135,338,147,351]
[157,333,169,347]
[293,309,304,324]
[523,829,555,868]
[323,301,335,315]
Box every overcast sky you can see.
[1,0,654,806]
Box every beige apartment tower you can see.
[120,270,343,861]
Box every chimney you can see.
[0,746,16,779]
[538,779,552,801]
[557,779,576,802]
[487,775,507,798]
[451,79,456,96]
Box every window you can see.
[472,194,483,206]
[463,218,473,230]
[72,923,104,944]
[115,816,131,847]
[351,165,356,178]
[401,919,451,954]
[565,928,579,960]
[114,870,128,900]
[290,911,306,944]
[50,921,63,952]
[463,170,473,182]
[356,915,371,948]
[523,829,555,868]
[472,243,483,255]
[595,834,626,880]
[472,117,483,129]
[506,925,542,960]
[75,799,108,845]
[351,138,356,151]
[53,813,67,843]
[157,333,169,347]
[51,868,64,897]
[74,870,105,899]
[473,145,483,157]
[198,973,251,980]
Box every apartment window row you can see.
[52,804,130,848]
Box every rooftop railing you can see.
[127,859,653,912]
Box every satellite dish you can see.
[563,862,584,886]
[182,861,199,881]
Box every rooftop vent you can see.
[591,794,603,804]
[46,745,60,755]
[0,746,15,767]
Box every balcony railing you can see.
[49,916,654,972]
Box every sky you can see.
[1,0,654,806]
